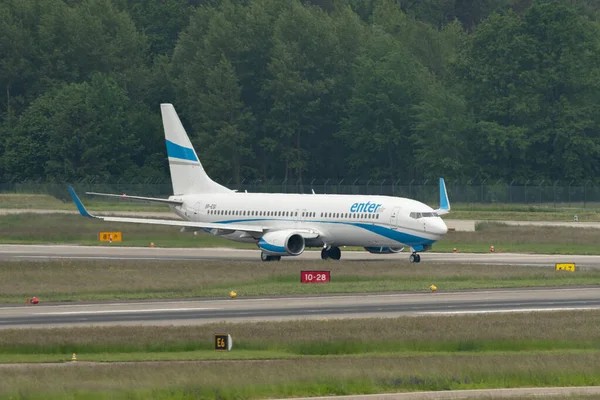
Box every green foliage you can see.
[1,0,600,185]
[3,75,152,181]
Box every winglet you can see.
[68,186,94,218]
[438,178,451,214]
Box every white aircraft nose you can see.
[429,218,448,236]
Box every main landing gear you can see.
[321,246,341,260]
[260,252,281,262]
[409,252,421,263]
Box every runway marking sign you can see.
[301,271,330,283]
[99,232,122,242]
[555,263,576,272]
[215,334,233,351]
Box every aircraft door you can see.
[389,207,401,228]
[192,201,203,221]
[193,202,202,215]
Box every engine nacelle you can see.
[258,230,306,256]
[364,246,404,254]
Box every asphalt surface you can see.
[270,386,600,399]
[1,287,598,328]
[1,244,599,268]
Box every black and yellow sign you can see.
[214,334,233,351]
[555,263,576,272]
[99,232,122,242]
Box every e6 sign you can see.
[301,270,330,283]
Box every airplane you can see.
[68,103,450,263]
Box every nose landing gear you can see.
[409,253,421,263]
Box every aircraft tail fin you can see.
[160,104,231,195]
[435,178,451,216]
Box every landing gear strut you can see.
[260,252,281,262]
[321,246,341,260]
[409,253,421,263]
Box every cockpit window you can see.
[410,211,439,219]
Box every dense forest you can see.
[1,0,600,185]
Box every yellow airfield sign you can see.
[99,232,122,242]
[555,263,576,272]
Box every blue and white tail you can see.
[160,104,231,195]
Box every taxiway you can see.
[1,244,599,268]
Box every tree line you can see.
[1,0,599,186]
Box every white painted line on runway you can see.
[420,307,600,315]
[34,307,217,315]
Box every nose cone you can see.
[429,218,448,237]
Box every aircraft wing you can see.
[68,186,264,233]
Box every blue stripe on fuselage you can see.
[214,218,435,247]
[166,140,198,162]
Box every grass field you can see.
[0,312,598,398]
[1,259,598,303]
[1,213,600,254]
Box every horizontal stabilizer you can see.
[86,192,183,206]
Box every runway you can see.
[1,287,598,328]
[1,244,600,268]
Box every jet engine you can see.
[364,246,404,254]
[258,230,306,256]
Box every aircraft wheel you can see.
[273,256,282,261]
[415,254,421,263]
[261,252,272,262]
[321,248,329,260]
[409,254,416,263]
[329,246,341,260]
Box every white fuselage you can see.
[169,192,448,250]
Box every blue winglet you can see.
[439,178,450,211]
[68,186,94,218]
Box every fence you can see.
[1,179,599,207]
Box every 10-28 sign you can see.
[301,270,330,283]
